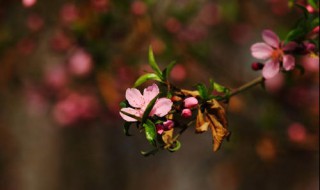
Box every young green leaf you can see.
[143,119,157,146]
[308,0,319,9]
[123,122,132,136]
[141,148,159,156]
[148,46,163,78]
[162,61,177,80]
[285,28,305,43]
[134,73,162,87]
[197,83,208,100]
[119,101,127,108]
[213,82,228,93]
[295,3,310,18]
[168,140,181,152]
[141,95,159,123]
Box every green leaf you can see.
[143,119,157,146]
[285,28,305,43]
[148,46,163,78]
[119,101,127,108]
[123,122,132,136]
[141,95,159,123]
[162,61,177,80]
[141,148,159,156]
[197,83,208,100]
[295,3,310,18]
[308,0,319,9]
[120,110,141,122]
[213,82,228,93]
[311,17,319,28]
[134,73,162,87]
[168,140,181,152]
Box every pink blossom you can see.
[119,84,173,122]
[181,109,192,118]
[251,30,297,79]
[22,0,37,7]
[184,97,198,108]
[68,49,93,76]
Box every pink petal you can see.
[125,88,144,108]
[163,120,174,130]
[251,43,273,59]
[262,59,280,79]
[119,107,142,122]
[151,98,173,117]
[282,41,298,52]
[283,55,295,71]
[143,83,159,103]
[262,30,280,48]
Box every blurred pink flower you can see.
[184,97,198,108]
[170,64,187,82]
[44,64,68,89]
[68,49,93,76]
[131,1,147,16]
[251,30,297,79]
[53,93,99,126]
[287,123,306,143]
[22,0,37,7]
[60,3,79,24]
[91,0,109,12]
[26,13,44,32]
[120,84,173,122]
[301,54,319,72]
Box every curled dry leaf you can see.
[180,89,200,97]
[196,108,209,133]
[195,99,230,152]
[162,128,174,149]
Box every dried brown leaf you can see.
[162,128,174,149]
[196,109,209,133]
[206,112,230,152]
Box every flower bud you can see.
[251,62,264,71]
[184,97,198,108]
[171,95,182,102]
[181,108,192,118]
[163,120,174,130]
[156,124,164,135]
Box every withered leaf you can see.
[162,128,174,149]
[207,99,228,128]
[196,108,209,133]
[206,113,230,152]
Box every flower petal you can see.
[262,59,280,79]
[282,41,298,52]
[151,98,173,117]
[119,107,142,122]
[262,30,280,48]
[283,55,295,71]
[125,88,144,108]
[143,83,159,103]
[251,43,273,59]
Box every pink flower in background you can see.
[251,30,297,79]
[22,0,37,7]
[120,84,173,122]
[68,49,93,76]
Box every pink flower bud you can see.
[184,97,198,108]
[163,120,174,130]
[181,109,192,118]
[251,62,264,71]
[156,124,164,135]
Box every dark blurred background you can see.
[0,0,318,190]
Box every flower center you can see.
[271,48,284,61]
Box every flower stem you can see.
[229,76,264,98]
